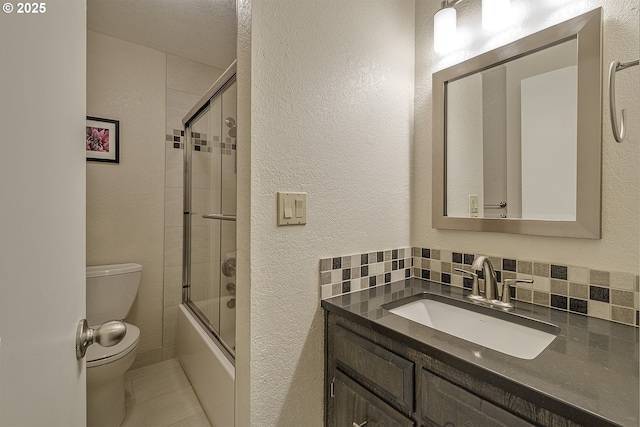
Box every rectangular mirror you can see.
[432,8,602,238]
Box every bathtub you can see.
[190,296,236,352]
[177,302,235,427]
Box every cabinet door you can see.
[421,370,535,427]
[333,325,414,414]
[334,371,415,427]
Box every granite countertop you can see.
[321,278,639,427]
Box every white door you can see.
[0,1,87,425]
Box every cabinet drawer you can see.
[421,369,535,427]
[333,326,414,413]
[334,370,415,427]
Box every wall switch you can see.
[469,195,479,217]
[284,199,293,218]
[277,192,307,225]
[295,199,303,218]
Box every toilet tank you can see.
[86,263,142,326]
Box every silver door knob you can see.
[352,421,367,427]
[76,319,127,359]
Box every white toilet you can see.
[86,263,142,427]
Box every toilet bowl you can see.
[87,323,140,427]
[86,263,142,427]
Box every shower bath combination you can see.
[175,61,238,426]
[182,61,238,360]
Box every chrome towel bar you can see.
[609,59,639,143]
[484,201,507,209]
[202,213,237,221]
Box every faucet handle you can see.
[496,278,534,308]
[454,267,476,278]
[454,268,483,301]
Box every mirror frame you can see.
[432,8,602,239]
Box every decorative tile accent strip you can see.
[166,129,184,149]
[167,129,237,154]
[192,131,236,154]
[320,246,639,327]
[319,247,412,300]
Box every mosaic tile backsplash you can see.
[320,247,640,327]
[320,248,413,299]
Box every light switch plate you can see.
[469,195,478,217]
[277,192,307,225]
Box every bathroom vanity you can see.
[322,279,639,427]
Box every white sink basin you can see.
[385,294,558,359]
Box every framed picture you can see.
[86,116,119,163]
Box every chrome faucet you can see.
[457,255,534,309]
[471,256,499,301]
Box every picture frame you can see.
[86,116,119,163]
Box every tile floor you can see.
[122,358,211,427]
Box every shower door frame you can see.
[182,61,237,364]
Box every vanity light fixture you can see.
[434,1,458,53]
[433,0,511,53]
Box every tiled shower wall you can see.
[320,247,640,327]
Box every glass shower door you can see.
[184,77,236,358]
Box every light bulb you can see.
[434,7,457,54]
[482,0,510,31]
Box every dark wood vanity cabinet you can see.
[420,370,534,427]
[333,370,415,427]
[325,312,578,427]
[327,323,415,427]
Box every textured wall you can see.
[235,1,251,425]
[236,0,415,425]
[86,31,167,358]
[413,0,639,273]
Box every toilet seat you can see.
[86,323,140,368]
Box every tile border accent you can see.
[166,128,237,154]
[320,247,639,328]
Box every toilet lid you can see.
[86,323,140,368]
